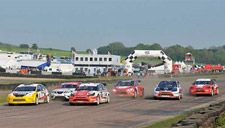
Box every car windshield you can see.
[14,86,36,91]
[77,86,97,91]
[193,81,211,85]
[117,81,134,86]
[158,81,177,88]
[61,84,77,88]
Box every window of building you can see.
[104,58,107,61]
[85,57,88,61]
[95,57,98,61]
[90,57,93,61]
[85,68,88,71]
[99,58,102,61]
[80,57,83,61]
[109,58,112,61]
[76,57,79,61]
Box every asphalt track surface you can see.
[1,75,225,128]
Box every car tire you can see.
[154,97,158,100]
[133,90,137,98]
[35,96,39,105]
[106,95,110,103]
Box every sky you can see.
[0,0,225,51]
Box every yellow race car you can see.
[7,83,50,105]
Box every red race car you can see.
[111,80,144,98]
[69,83,110,105]
[189,78,219,96]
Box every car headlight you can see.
[127,88,134,92]
[26,92,34,96]
[87,92,96,97]
[9,93,14,97]
[112,89,116,92]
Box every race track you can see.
[1,75,225,128]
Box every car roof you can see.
[79,83,100,87]
[17,83,39,87]
[196,79,211,81]
[120,80,133,82]
[62,82,80,85]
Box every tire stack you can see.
[171,101,225,128]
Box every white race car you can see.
[154,80,183,100]
[69,83,110,105]
[51,82,80,100]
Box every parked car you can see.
[69,83,110,105]
[7,83,50,105]
[111,80,144,98]
[51,82,80,100]
[189,78,219,96]
[154,80,183,100]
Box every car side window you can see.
[101,84,107,90]
[37,85,41,92]
[135,81,139,86]
[40,85,46,90]
[97,85,102,91]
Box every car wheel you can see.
[154,97,158,100]
[35,96,39,105]
[96,95,100,105]
[106,95,110,103]
[133,90,137,98]
[211,89,214,96]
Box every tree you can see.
[19,44,29,49]
[71,47,76,52]
[31,43,38,49]
[6,44,12,51]
[86,49,92,54]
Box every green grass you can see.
[0,76,129,85]
[215,114,225,128]
[143,114,186,128]
[0,97,7,103]
[0,43,86,57]
[121,56,161,64]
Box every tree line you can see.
[97,42,225,65]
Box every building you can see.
[72,54,121,75]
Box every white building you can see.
[73,54,121,75]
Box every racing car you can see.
[154,80,183,100]
[69,83,110,105]
[111,80,144,98]
[51,82,80,100]
[189,78,219,96]
[7,83,50,105]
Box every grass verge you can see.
[0,76,129,84]
[0,97,7,104]
[215,114,225,128]
[143,114,186,128]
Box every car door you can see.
[134,81,141,95]
[101,84,108,98]
[37,85,45,102]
